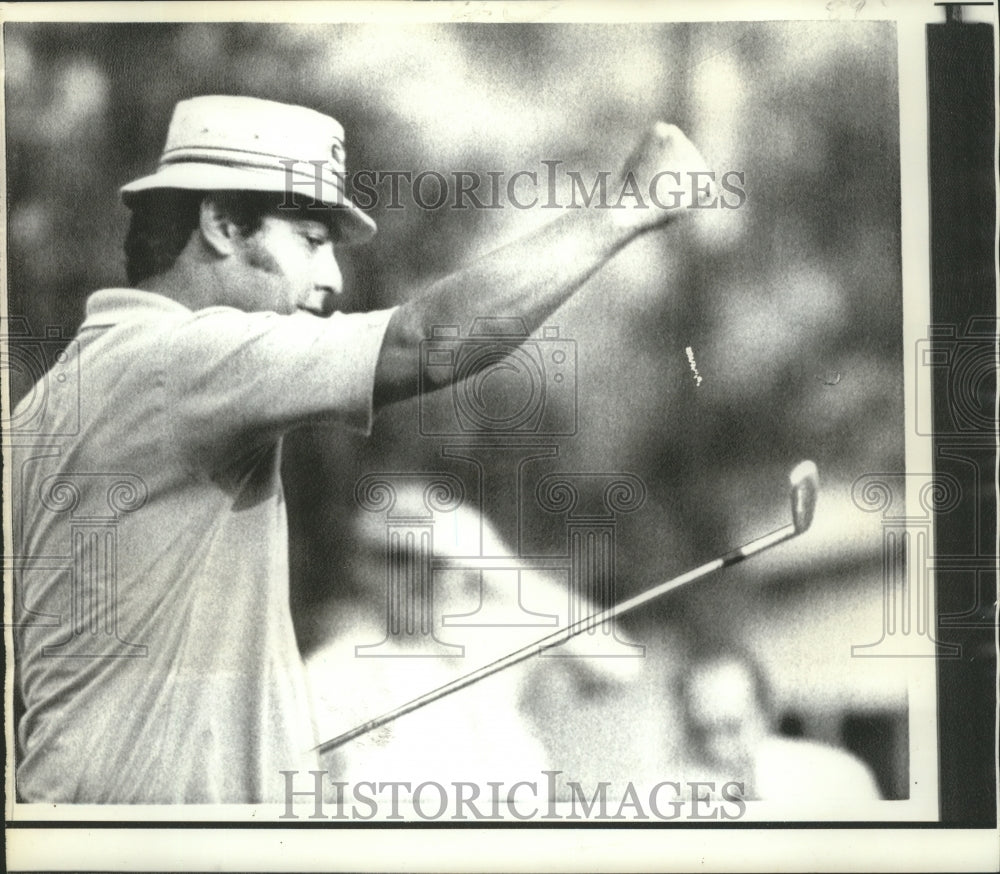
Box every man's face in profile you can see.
[229,209,344,316]
[683,657,768,771]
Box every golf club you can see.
[314,459,820,755]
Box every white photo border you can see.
[2,1,997,871]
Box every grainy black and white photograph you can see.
[2,1,995,871]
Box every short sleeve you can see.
[165,305,397,457]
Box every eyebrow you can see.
[300,217,343,244]
[268,204,341,240]
[293,220,335,243]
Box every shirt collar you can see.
[80,289,193,329]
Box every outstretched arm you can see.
[372,123,712,409]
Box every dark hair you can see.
[123,190,338,285]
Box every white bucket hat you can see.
[120,95,377,244]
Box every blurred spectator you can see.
[676,644,881,802]
[306,486,641,794]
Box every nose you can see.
[314,243,343,296]
[302,245,343,316]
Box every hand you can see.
[613,122,716,231]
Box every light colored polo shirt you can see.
[13,289,396,803]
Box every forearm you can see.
[371,122,710,409]
[373,208,647,406]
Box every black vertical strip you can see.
[927,19,997,827]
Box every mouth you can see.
[301,288,336,316]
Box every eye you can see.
[305,234,328,250]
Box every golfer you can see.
[13,95,711,803]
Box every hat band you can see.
[163,145,343,172]
[163,144,343,170]
[159,151,347,198]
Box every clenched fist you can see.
[612,122,718,230]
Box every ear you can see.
[198,198,241,257]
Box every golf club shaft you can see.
[314,521,797,755]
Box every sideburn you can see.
[243,235,282,275]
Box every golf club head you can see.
[789,460,819,534]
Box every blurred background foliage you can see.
[5,21,910,797]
